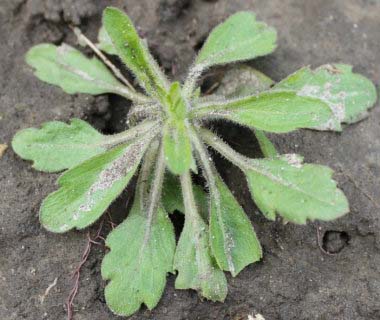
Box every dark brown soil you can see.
[1,1,379,319]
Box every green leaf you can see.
[174,217,228,301]
[253,129,278,158]
[40,139,149,232]
[196,12,277,68]
[162,173,209,220]
[192,91,333,133]
[102,200,175,316]
[163,82,195,174]
[12,119,106,172]
[174,171,227,301]
[244,155,349,223]
[26,43,129,96]
[274,64,377,130]
[215,64,274,98]
[97,26,117,55]
[163,121,194,174]
[209,175,262,276]
[103,7,169,99]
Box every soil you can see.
[1,0,379,319]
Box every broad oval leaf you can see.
[97,26,117,55]
[102,201,175,316]
[192,91,333,133]
[196,12,277,68]
[26,43,129,96]
[244,155,349,223]
[209,175,262,276]
[274,64,377,130]
[103,7,170,99]
[40,139,149,232]
[12,119,106,172]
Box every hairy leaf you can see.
[103,7,169,99]
[163,83,194,174]
[174,172,227,301]
[26,43,130,96]
[196,12,277,68]
[40,139,149,232]
[12,119,106,172]
[97,26,117,55]
[274,64,377,130]
[209,175,262,276]
[244,155,349,223]
[192,91,333,133]
[102,200,175,316]
[163,121,194,174]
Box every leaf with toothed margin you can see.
[244,155,349,223]
[40,138,150,233]
[195,12,277,69]
[209,174,262,276]
[274,64,377,131]
[103,7,170,99]
[101,197,175,316]
[25,43,129,96]
[174,173,227,301]
[192,91,333,133]
[12,119,107,172]
[97,26,118,55]
[174,215,228,301]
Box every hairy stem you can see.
[199,128,250,170]
[180,170,203,224]
[72,26,151,104]
[182,64,205,100]
[103,120,160,147]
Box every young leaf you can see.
[192,91,333,133]
[209,175,262,276]
[102,202,175,316]
[40,138,150,232]
[103,7,170,99]
[184,12,276,96]
[274,64,377,130]
[244,156,349,223]
[97,26,118,55]
[26,43,134,98]
[174,171,227,301]
[163,82,195,174]
[12,119,107,172]
[196,12,276,68]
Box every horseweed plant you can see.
[12,7,377,316]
